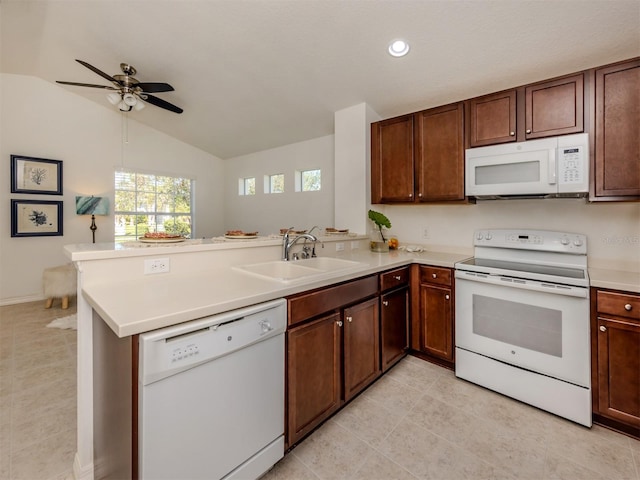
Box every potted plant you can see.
[368,209,391,252]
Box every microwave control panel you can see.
[558,145,585,185]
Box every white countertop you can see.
[80,248,470,338]
[588,268,640,294]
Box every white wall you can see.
[0,74,225,304]
[223,135,334,235]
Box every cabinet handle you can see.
[337,320,343,327]
[625,303,632,311]
[445,294,450,300]
[526,129,532,134]
[409,193,413,198]
[394,275,401,281]
[432,273,437,278]
[509,131,515,136]
[599,325,606,332]
[346,316,353,323]
[418,193,423,197]
[382,300,389,306]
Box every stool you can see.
[43,264,77,309]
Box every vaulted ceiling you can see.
[2,1,639,159]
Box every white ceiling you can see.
[2,1,639,159]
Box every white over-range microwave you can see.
[465,133,589,199]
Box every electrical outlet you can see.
[350,241,360,250]
[421,228,430,240]
[335,242,345,252]
[144,257,170,274]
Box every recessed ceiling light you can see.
[388,39,410,57]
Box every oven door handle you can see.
[455,270,588,298]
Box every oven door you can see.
[455,270,590,387]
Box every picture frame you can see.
[11,199,63,237]
[10,155,63,195]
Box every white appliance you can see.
[455,229,591,426]
[138,299,287,480]
[465,133,589,198]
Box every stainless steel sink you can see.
[233,257,366,282]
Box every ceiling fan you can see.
[56,59,183,114]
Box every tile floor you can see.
[1,300,639,480]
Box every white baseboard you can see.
[0,294,44,306]
[73,452,94,480]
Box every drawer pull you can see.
[625,303,632,311]
[599,325,606,332]
[432,273,437,279]
[445,294,450,300]
[346,316,353,323]
[394,275,402,281]
[337,320,343,327]
[382,300,389,307]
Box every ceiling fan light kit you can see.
[57,60,183,114]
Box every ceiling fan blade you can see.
[75,59,120,85]
[136,82,174,93]
[143,94,183,114]
[56,80,118,90]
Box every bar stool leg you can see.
[45,298,54,309]
[62,296,69,309]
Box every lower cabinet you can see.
[380,267,410,371]
[411,264,454,365]
[591,288,640,437]
[286,275,380,447]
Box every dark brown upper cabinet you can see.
[592,58,640,200]
[371,102,465,204]
[469,89,517,147]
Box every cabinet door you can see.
[525,74,584,139]
[469,90,517,147]
[415,103,465,201]
[594,59,640,198]
[419,283,453,361]
[380,287,409,372]
[597,316,640,427]
[343,298,380,401]
[287,313,342,446]
[371,115,415,203]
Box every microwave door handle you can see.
[548,148,557,185]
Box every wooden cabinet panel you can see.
[287,313,342,446]
[288,275,378,326]
[597,290,640,320]
[380,266,410,292]
[469,90,517,147]
[594,59,640,198]
[344,298,380,401]
[419,266,452,286]
[371,115,415,203]
[525,74,584,139]
[380,287,409,372]
[415,103,465,201]
[596,316,640,428]
[420,283,453,361]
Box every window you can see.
[114,169,193,242]
[265,173,284,194]
[296,169,321,192]
[238,177,256,196]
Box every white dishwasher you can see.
[138,299,286,480]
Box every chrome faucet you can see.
[282,227,318,261]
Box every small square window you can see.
[238,177,255,195]
[265,174,284,194]
[297,169,321,192]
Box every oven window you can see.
[472,294,562,357]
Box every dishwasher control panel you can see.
[139,299,286,385]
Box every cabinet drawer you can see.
[288,275,378,326]
[380,266,410,292]
[597,291,640,321]
[420,266,452,286]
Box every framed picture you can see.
[11,199,63,237]
[10,155,63,195]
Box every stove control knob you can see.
[485,233,493,240]
[476,232,484,241]
[573,238,583,247]
[561,237,570,246]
